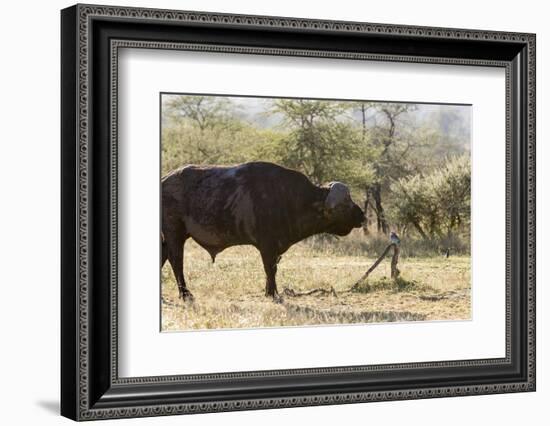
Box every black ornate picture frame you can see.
[61,4,536,421]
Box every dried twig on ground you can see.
[282,286,338,298]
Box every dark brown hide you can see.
[161,162,364,300]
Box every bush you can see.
[388,155,471,240]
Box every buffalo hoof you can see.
[267,293,283,304]
[179,289,194,303]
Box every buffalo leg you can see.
[260,250,280,301]
[161,236,168,267]
[166,233,193,301]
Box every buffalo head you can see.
[323,182,365,236]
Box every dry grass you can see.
[161,238,471,332]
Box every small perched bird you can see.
[390,231,401,245]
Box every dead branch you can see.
[282,286,338,298]
[283,243,401,298]
[391,244,400,278]
[351,243,399,290]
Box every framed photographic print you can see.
[60,3,536,421]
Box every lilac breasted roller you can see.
[390,231,401,245]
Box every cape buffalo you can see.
[161,161,365,301]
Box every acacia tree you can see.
[271,99,373,188]
[164,95,233,132]
[356,101,375,141]
[362,103,418,234]
[161,95,249,170]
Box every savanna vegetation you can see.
[161,95,471,331]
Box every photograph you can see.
[160,94,472,331]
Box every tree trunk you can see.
[411,220,428,240]
[371,183,388,234]
[363,185,371,235]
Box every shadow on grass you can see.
[351,276,434,294]
[284,303,427,323]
